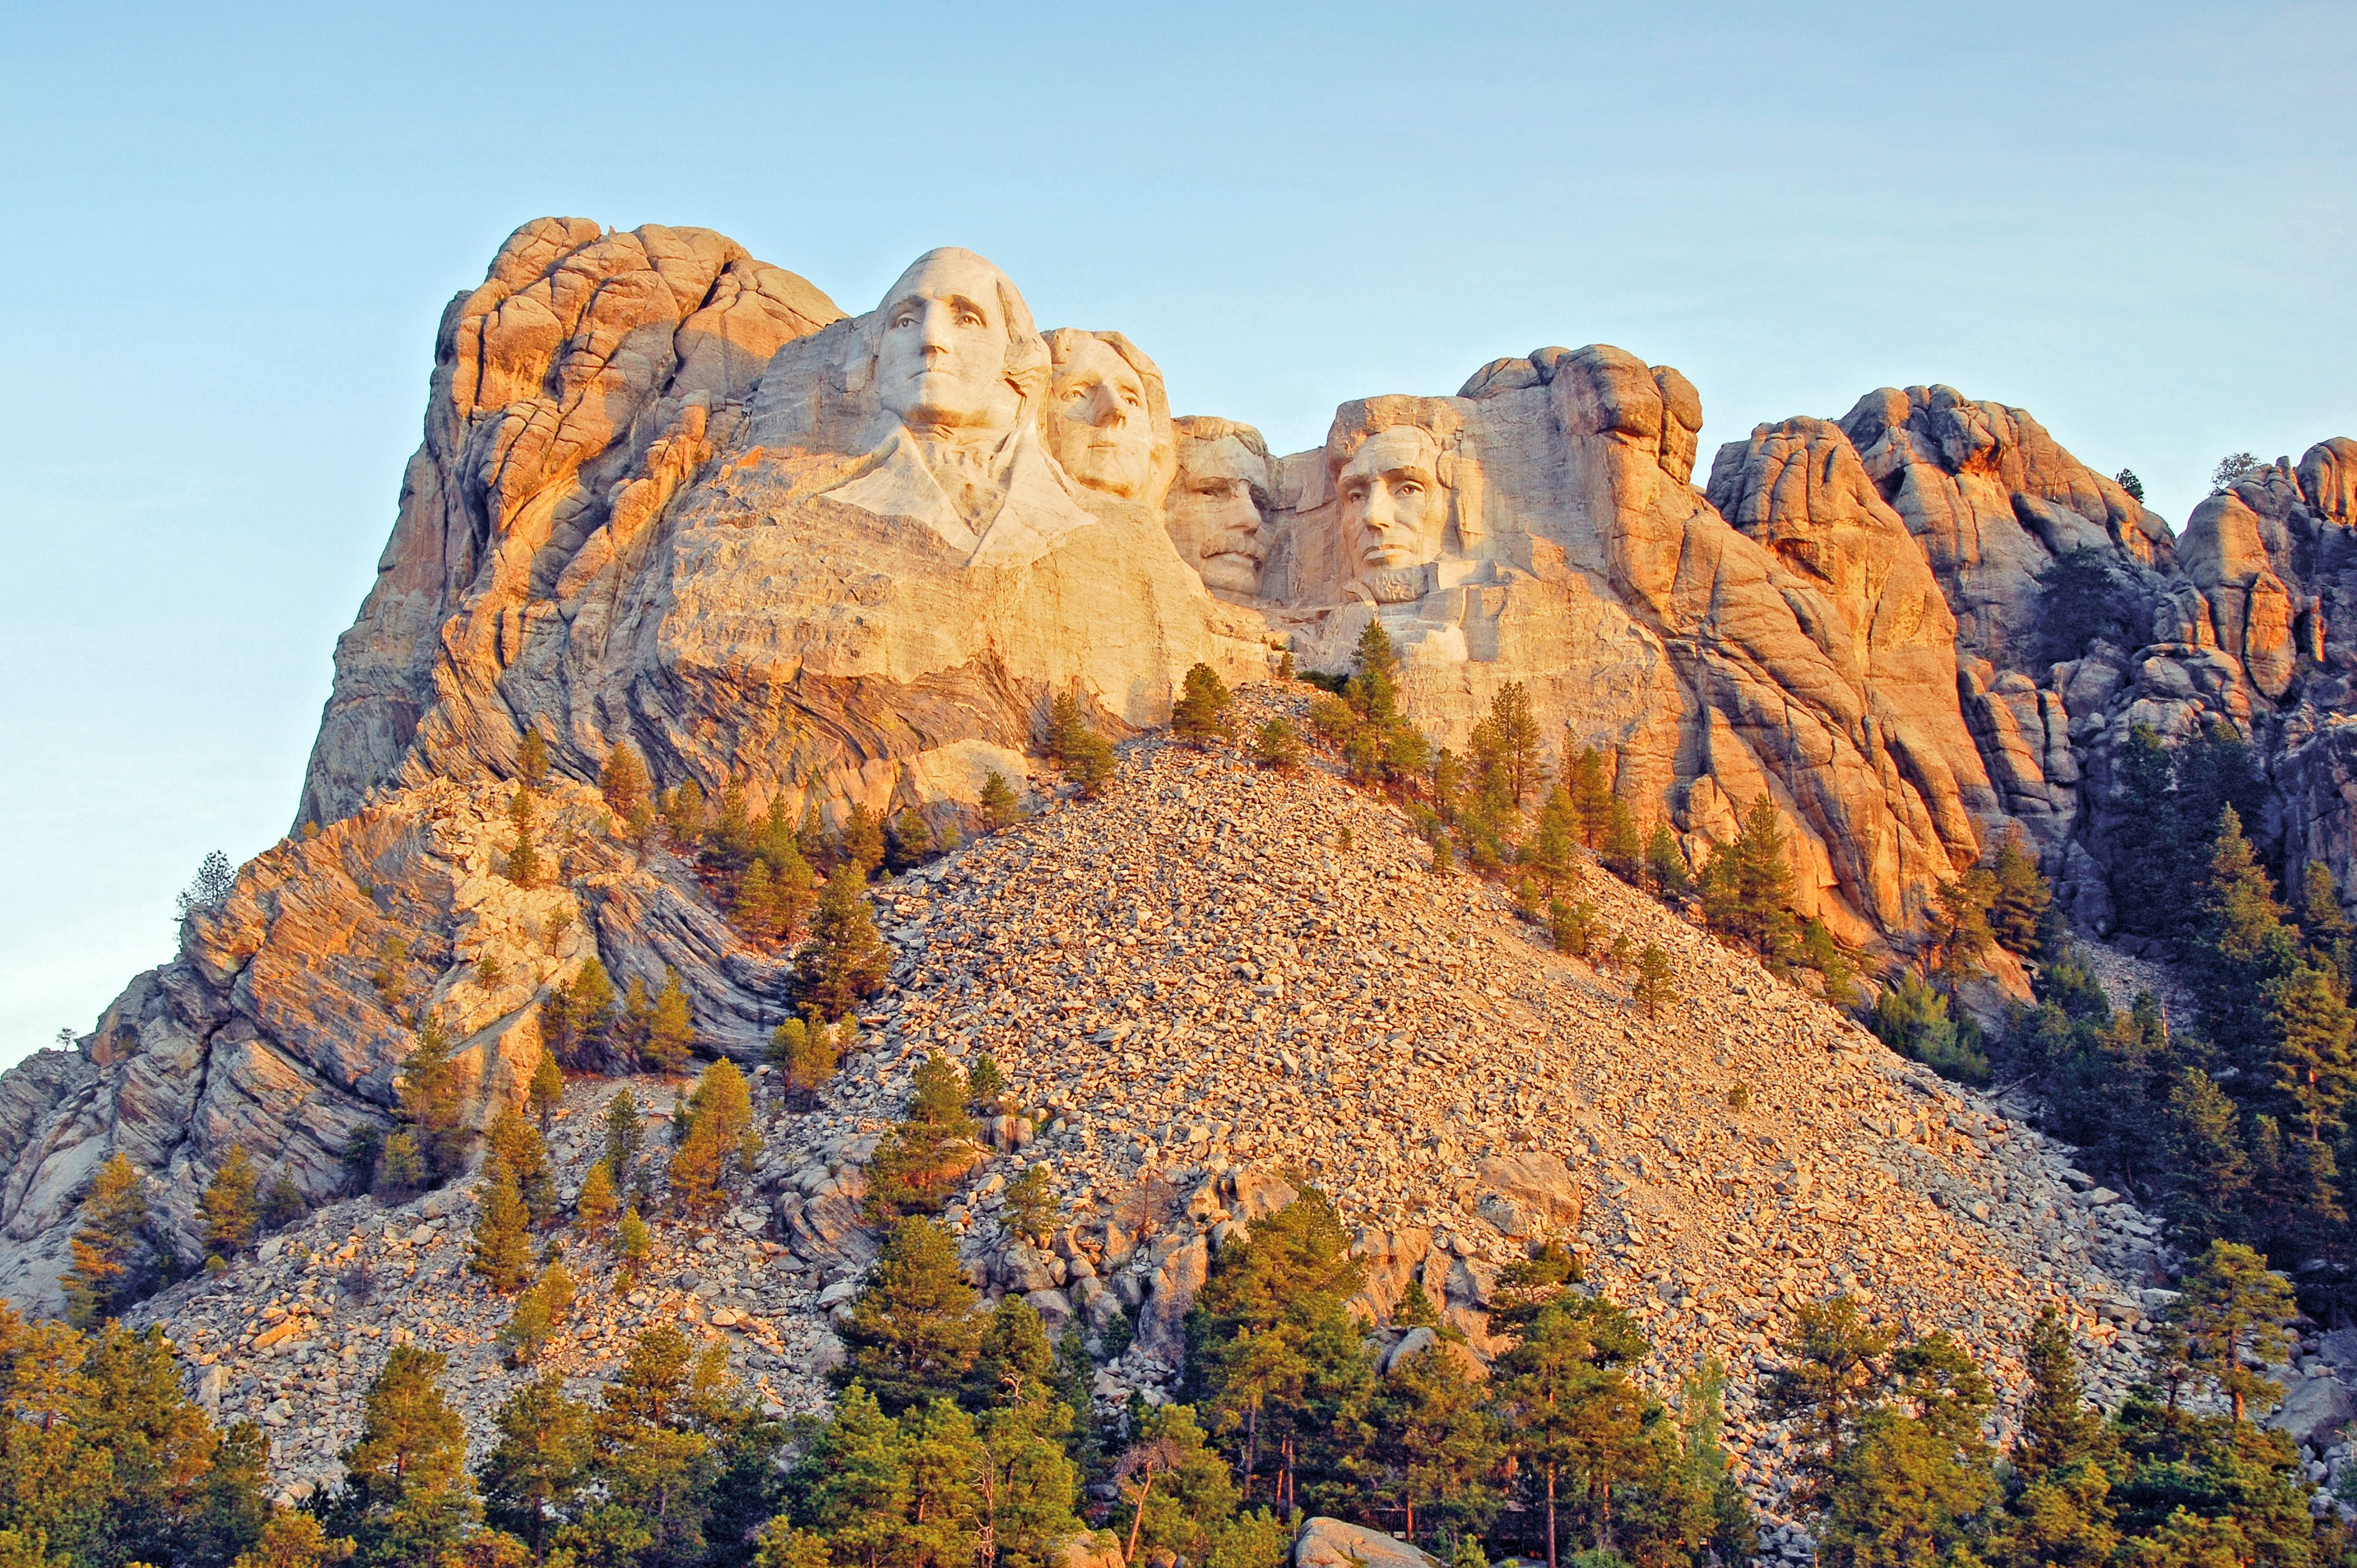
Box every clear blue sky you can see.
[3,2,2351,1069]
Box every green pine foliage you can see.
[1172,663,1235,745]
[468,1159,534,1293]
[839,1216,987,1415]
[0,1305,278,1567]
[1048,691,1119,797]
[325,1346,483,1567]
[201,1144,262,1263]
[527,1049,564,1133]
[599,740,653,836]
[64,1152,157,1327]
[979,770,1023,829]
[1868,971,1989,1084]
[800,866,891,1022]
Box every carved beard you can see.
[1364,563,1437,604]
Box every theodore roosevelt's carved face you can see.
[1045,334,1157,499]
[1166,433,1271,595]
[1339,425,1449,574]
[875,252,1024,433]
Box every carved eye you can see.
[956,309,985,328]
[1397,481,1424,497]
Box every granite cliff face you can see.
[6,217,2357,1331]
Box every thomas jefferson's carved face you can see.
[1166,437,1270,595]
[1339,426,1448,573]
[875,253,1022,433]
[1045,336,1156,499]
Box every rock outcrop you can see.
[15,220,2357,1520]
[113,701,2168,1520]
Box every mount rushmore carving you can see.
[8,214,2357,1315]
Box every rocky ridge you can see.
[121,691,2194,1529]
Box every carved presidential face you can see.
[1166,434,1271,595]
[1339,425,1449,574]
[1045,335,1158,499]
[875,252,1024,433]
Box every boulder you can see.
[2269,1374,2356,1447]
[1295,1518,1441,1568]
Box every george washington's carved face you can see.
[875,252,1024,433]
[1339,425,1449,574]
[1167,435,1271,595]
[1044,335,1158,499]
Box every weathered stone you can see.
[1295,1517,1441,1568]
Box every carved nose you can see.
[1089,388,1127,430]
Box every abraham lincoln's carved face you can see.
[1339,425,1449,574]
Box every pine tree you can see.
[574,1159,618,1233]
[2164,1239,2297,1424]
[886,809,936,870]
[642,966,695,1074]
[470,1161,534,1292]
[771,1018,841,1103]
[201,1144,261,1262]
[1546,895,1595,956]
[486,1110,557,1227]
[63,1153,153,1328]
[1599,797,1643,884]
[800,864,890,1021]
[397,1016,468,1183]
[613,1207,652,1280]
[732,859,783,944]
[1369,1338,1503,1546]
[547,957,616,1070]
[1001,1165,1055,1246]
[1048,691,1117,796]
[503,790,546,888]
[1492,1293,1653,1564]
[328,1345,481,1568]
[516,724,550,787]
[1800,919,1857,1009]
[2011,1306,2115,1488]
[666,1112,730,1218]
[2160,1068,2255,1241]
[662,776,707,848]
[1253,718,1303,772]
[528,1050,564,1134]
[230,1511,355,1568]
[615,975,653,1063]
[603,1091,645,1184]
[499,1260,575,1366]
[841,1217,986,1414]
[480,1374,590,1556]
[1761,1295,1893,1495]
[372,1131,425,1202]
[2265,960,2357,1141]
[1564,745,1614,848]
[1988,823,2052,956]
[1643,821,1692,898]
[1173,663,1235,745]
[260,1173,306,1233]
[599,740,651,832]
[979,770,1022,829]
[839,802,886,877]
[707,778,757,870]
[1633,945,1674,1018]
[2190,805,2297,1057]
